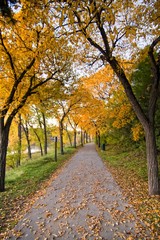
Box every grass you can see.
[99,144,148,180]
[0,146,78,238]
[97,144,160,239]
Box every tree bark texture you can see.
[59,121,64,155]
[0,118,10,191]
[16,115,22,167]
[22,123,32,159]
[66,128,72,147]
[145,125,160,195]
[42,112,48,155]
[32,128,43,156]
[74,130,77,148]
[81,129,83,146]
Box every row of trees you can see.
[7,106,92,169]
[0,4,78,191]
[57,0,160,195]
[0,0,159,195]
[6,51,160,176]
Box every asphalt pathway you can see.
[8,143,149,240]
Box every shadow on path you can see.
[8,143,149,240]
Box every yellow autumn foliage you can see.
[131,123,144,141]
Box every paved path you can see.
[8,143,148,240]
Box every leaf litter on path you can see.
[6,143,152,240]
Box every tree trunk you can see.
[88,133,90,142]
[84,131,86,144]
[86,132,88,143]
[65,127,72,147]
[16,114,22,167]
[59,121,64,155]
[108,58,159,195]
[96,131,98,145]
[22,123,32,159]
[97,131,101,148]
[32,128,43,156]
[0,118,10,192]
[27,137,32,159]
[39,140,43,156]
[74,130,77,148]
[145,124,160,195]
[42,112,47,155]
[81,129,83,146]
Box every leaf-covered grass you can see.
[98,144,160,240]
[0,147,78,238]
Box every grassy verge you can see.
[0,146,78,238]
[97,144,160,240]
